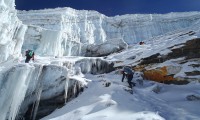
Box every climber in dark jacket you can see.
[121,66,135,88]
[25,50,34,63]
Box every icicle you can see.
[31,86,43,120]
[68,41,72,56]
[73,81,77,97]
[64,76,69,103]
[29,66,44,120]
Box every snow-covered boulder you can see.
[143,66,176,82]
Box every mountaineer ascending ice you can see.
[121,66,135,89]
[25,50,35,63]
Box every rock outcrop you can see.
[135,38,200,84]
[143,66,176,82]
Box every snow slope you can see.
[41,15,200,120]
[42,72,200,120]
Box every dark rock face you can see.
[189,64,200,68]
[168,38,200,60]
[161,80,189,85]
[185,71,200,76]
[178,31,196,37]
[186,95,200,101]
[139,38,200,65]
[137,38,200,84]
[140,53,161,65]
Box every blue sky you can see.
[15,0,200,16]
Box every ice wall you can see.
[18,8,200,57]
[0,0,27,63]
[0,64,35,120]
[21,25,82,57]
[0,56,114,119]
[0,0,15,9]
[0,62,86,120]
[73,58,114,74]
[36,30,62,56]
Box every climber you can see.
[25,50,34,63]
[121,66,135,88]
[139,41,145,45]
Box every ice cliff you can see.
[0,2,114,119]
[18,7,200,57]
[0,0,28,119]
[0,0,27,63]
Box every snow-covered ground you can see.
[41,71,200,120]
[39,23,200,120]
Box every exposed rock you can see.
[140,53,161,65]
[137,38,200,83]
[162,80,189,85]
[189,64,200,68]
[186,95,200,101]
[142,66,193,84]
[126,55,136,60]
[132,65,146,72]
[176,77,200,82]
[185,71,200,76]
[168,38,200,59]
[139,38,200,65]
[178,31,195,37]
[143,66,176,82]
[105,82,111,87]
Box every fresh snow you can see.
[41,72,200,120]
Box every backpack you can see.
[123,66,134,75]
[26,50,34,57]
